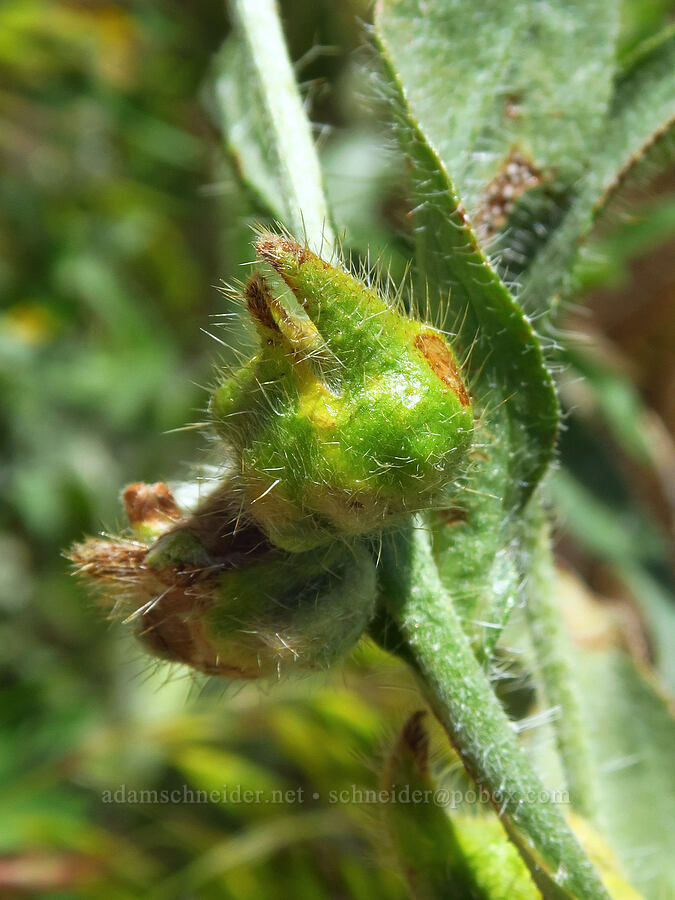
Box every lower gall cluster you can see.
[70,232,473,678]
[70,481,376,679]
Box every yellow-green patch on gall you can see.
[210,231,474,551]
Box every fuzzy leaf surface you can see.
[575,649,675,899]
[520,26,675,312]
[213,1,334,249]
[375,0,618,221]
[211,35,285,220]
[375,8,560,655]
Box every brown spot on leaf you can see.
[476,148,543,237]
[415,331,470,407]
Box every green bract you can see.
[210,232,474,551]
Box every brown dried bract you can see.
[138,584,246,677]
[415,332,470,407]
[68,537,147,584]
[256,232,311,268]
[122,482,180,530]
[245,273,278,331]
[400,710,430,775]
[69,533,252,677]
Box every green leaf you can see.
[574,192,675,293]
[524,515,598,819]
[520,26,675,312]
[375,0,619,222]
[376,523,611,900]
[375,4,560,656]
[215,0,335,251]
[381,712,541,899]
[210,35,285,221]
[562,345,659,466]
[150,810,350,899]
[551,469,667,568]
[617,0,673,61]
[173,746,288,817]
[374,2,673,316]
[596,26,675,211]
[575,649,675,899]
[618,566,675,697]
[551,469,675,694]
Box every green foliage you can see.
[576,650,675,897]
[1,0,673,897]
[211,35,287,222]
[521,25,675,312]
[375,0,619,216]
[377,523,611,900]
[376,5,560,663]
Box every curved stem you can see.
[375,519,609,900]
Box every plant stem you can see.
[525,512,598,820]
[376,519,609,900]
[229,0,334,252]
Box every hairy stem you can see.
[376,519,609,900]
[525,512,598,819]
[229,0,334,251]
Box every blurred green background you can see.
[0,1,673,897]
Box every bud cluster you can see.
[70,482,375,678]
[70,233,473,677]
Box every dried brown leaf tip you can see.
[383,710,431,790]
[123,481,181,538]
[401,710,430,775]
[244,273,279,332]
[476,148,543,237]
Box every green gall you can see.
[70,482,376,679]
[210,232,474,551]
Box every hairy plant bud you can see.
[210,231,473,551]
[70,483,376,679]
